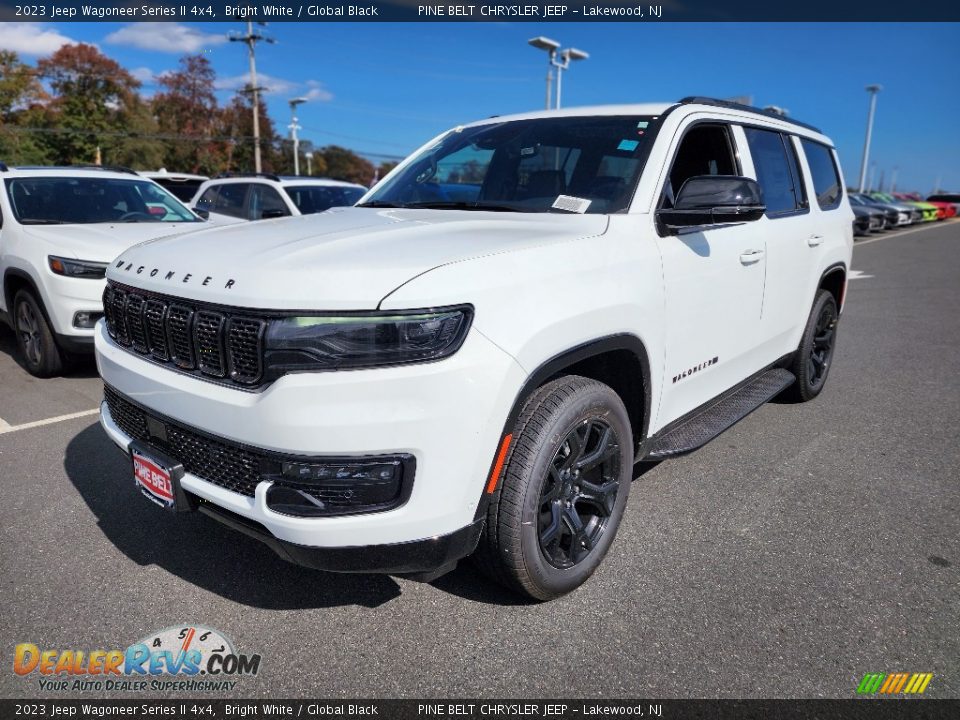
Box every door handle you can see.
[739,249,764,265]
[807,234,824,247]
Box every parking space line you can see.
[855,220,957,247]
[0,408,99,435]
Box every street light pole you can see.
[528,38,590,110]
[857,84,882,193]
[288,97,307,176]
[305,152,313,176]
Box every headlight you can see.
[48,255,108,279]
[264,306,473,373]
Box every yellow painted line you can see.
[917,673,933,694]
[0,408,99,435]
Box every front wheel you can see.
[785,289,838,402]
[13,289,65,377]
[473,376,633,601]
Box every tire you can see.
[13,289,65,377]
[473,376,633,601]
[784,289,838,403]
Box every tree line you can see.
[0,45,399,185]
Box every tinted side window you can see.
[745,128,805,215]
[248,184,290,220]
[213,183,250,218]
[800,138,843,209]
[665,124,737,206]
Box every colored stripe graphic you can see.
[857,673,886,694]
[857,672,933,695]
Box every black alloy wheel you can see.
[785,289,838,402]
[472,375,633,600]
[537,419,621,569]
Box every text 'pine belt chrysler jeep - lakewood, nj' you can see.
[96,97,853,600]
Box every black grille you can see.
[102,385,413,513]
[104,385,261,496]
[103,282,266,387]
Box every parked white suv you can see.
[95,98,853,600]
[189,174,367,225]
[0,165,205,376]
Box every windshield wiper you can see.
[399,201,525,212]
[356,200,403,208]
[18,218,69,225]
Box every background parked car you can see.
[139,169,209,204]
[0,164,205,376]
[927,192,960,217]
[190,174,368,226]
[871,192,938,222]
[848,193,899,229]
[851,204,880,236]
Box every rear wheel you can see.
[473,376,633,601]
[13,289,65,377]
[785,289,838,402]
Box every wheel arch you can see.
[3,268,46,319]
[818,262,847,312]
[474,333,652,521]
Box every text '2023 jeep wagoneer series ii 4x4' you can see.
[96,98,852,600]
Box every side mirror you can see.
[192,207,210,220]
[658,176,766,230]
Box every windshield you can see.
[5,177,201,225]
[150,177,205,203]
[285,185,366,214]
[362,115,657,214]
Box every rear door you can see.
[740,128,819,360]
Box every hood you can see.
[106,207,608,310]
[22,222,204,263]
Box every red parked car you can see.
[896,192,955,220]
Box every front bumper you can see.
[95,319,525,554]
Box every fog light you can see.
[73,311,103,329]
[266,457,411,517]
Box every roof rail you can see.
[0,162,8,172]
[215,172,281,182]
[678,96,822,133]
[68,163,140,175]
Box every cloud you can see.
[0,23,81,56]
[215,73,332,102]
[130,67,157,84]
[303,80,333,102]
[105,23,226,54]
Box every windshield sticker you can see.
[617,139,639,152]
[637,121,649,129]
[552,195,592,214]
[520,146,537,157]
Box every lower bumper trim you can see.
[196,498,484,574]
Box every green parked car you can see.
[870,192,937,222]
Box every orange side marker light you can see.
[485,434,513,494]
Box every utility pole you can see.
[229,22,274,173]
[857,84,882,192]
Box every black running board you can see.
[644,368,796,460]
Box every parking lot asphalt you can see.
[1,220,958,700]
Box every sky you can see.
[1,21,958,192]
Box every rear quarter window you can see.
[800,139,843,210]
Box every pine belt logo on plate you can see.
[13,625,261,693]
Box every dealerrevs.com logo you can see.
[13,625,261,693]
